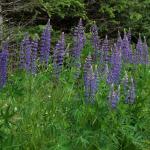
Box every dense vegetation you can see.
[0,1,150,150]
[0,19,150,149]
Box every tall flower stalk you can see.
[40,19,51,66]
[122,30,132,63]
[31,37,38,74]
[72,18,86,59]
[91,22,100,61]
[84,54,97,104]
[53,32,65,78]
[0,41,9,88]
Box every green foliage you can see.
[0,43,150,149]
[39,0,86,18]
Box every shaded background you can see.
[1,0,150,44]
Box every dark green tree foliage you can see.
[1,0,150,43]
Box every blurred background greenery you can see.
[1,0,150,44]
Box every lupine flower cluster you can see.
[40,19,51,66]
[107,44,122,84]
[90,22,100,60]
[121,30,132,63]
[72,18,86,59]
[84,54,97,104]
[0,42,9,88]
[53,32,65,78]
[0,19,149,108]
[31,37,38,74]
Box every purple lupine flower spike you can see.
[0,41,9,88]
[84,54,92,103]
[19,39,25,69]
[24,33,31,72]
[102,35,109,62]
[31,37,38,74]
[84,58,97,104]
[143,36,149,65]
[91,22,100,60]
[53,32,65,78]
[40,19,51,65]
[122,29,132,63]
[45,19,51,65]
[84,54,97,103]
[72,18,86,59]
[108,45,122,84]
[136,34,143,64]
[84,53,92,83]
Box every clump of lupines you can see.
[84,54,97,104]
[53,32,65,78]
[31,37,38,74]
[72,18,86,59]
[2,19,149,108]
[0,41,9,88]
[40,19,51,66]
[121,30,132,63]
[108,84,120,108]
[90,22,100,60]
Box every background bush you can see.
[1,0,150,44]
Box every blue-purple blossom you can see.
[135,34,143,64]
[40,19,51,65]
[0,42,9,88]
[53,32,65,78]
[24,33,31,72]
[31,37,38,74]
[72,18,86,59]
[91,22,100,60]
[102,35,109,62]
[84,54,97,103]
[107,45,122,84]
[143,37,149,65]
[121,30,132,63]
[19,38,25,69]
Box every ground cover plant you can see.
[0,19,150,150]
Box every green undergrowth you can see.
[0,63,150,150]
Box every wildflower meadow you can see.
[0,18,150,150]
